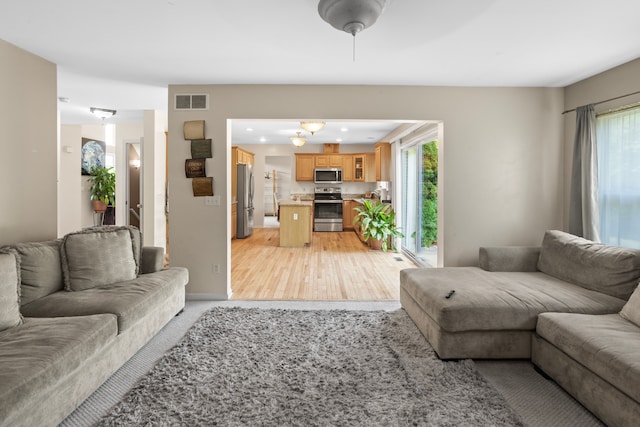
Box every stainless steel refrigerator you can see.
[236,163,254,238]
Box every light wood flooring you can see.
[231,228,417,300]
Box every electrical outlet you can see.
[293,213,298,220]
[212,264,220,273]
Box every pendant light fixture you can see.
[290,131,307,147]
[300,121,326,135]
[317,0,389,60]
[90,107,117,119]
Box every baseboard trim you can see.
[186,293,229,301]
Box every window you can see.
[596,106,640,248]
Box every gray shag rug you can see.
[97,308,524,426]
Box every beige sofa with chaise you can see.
[400,229,640,426]
[0,226,189,427]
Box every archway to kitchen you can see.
[229,118,442,301]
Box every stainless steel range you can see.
[313,187,343,232]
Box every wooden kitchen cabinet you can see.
[295,154,315,181]
[315,154,342,168]
[231,202,237,239]
[375,142,391,182]
[353,153,376,182]
[342,199,360,230]
[279,201,312,247]
[341,154,353,181]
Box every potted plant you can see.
[353,199,404,252]
[88,166,116,213]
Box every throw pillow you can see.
[0,248,22,331]
[61,227,138,291]
[537,230,640,300]
[12,240,64,305]
[620,284,640,327]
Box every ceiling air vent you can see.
[175,94,209,110]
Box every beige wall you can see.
[0,40,57,244]
[58,125,83,236]
[168,85,565,298]
[562,57,640,228]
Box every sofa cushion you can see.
[537,230,640,300]
[21,267,188,333]
[0,315,117,422]
[400,267,626,333]
[620,285,640,327]
[11,240,64,306]
[536,313,640,404]
[0,249,22,332]
[61,227,139,291]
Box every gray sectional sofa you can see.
[0,226,189,427]
[400,229,640,427]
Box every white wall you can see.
[168,85,565,299]
[0,40,57,244]
[562,57,640,229]
[142,110,167,248]
[58,125,82,236]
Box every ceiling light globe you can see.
[300,121,326,135]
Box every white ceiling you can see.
[2,0,640,137]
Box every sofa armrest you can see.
[479,246,541,272]
[140,246,165,274]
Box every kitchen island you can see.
[279,200,313,247]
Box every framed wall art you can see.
[81,138,106,175]
[191,139,212,159]
[192,177,213,196]
[185,158,206,178]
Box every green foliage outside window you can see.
[422,141,438,247]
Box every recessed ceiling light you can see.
[259,137,267,143]
[336,138,343,142]
[341,127,349,132]
[246,127,254,132]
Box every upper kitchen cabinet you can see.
[354,153,376,182]
[233,146,254,166]
[341,155,353,181]
[315,154,342,168]
[375,142,391,182]
[295,154,315,181]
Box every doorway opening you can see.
[263,156,292,228]
[126,143,142,229]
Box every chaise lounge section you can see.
[400,229,640,426]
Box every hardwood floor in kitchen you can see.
[231,228,417,300]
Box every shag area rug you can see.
[98,308,524,426]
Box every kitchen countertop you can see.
[279,199,313,207]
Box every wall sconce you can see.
[131,159,141,169]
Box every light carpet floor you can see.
[60,300,604,427]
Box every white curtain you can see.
[596,107,640,249]
[569,104,600,241]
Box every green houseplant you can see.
[354,199,404,252]
[88,166,116,213]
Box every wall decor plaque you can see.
[192,177,214,197]
[185,158,206,178]
[191,139,212,159]
[183,120,205,140]
[81,137,106,175]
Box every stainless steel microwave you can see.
[314,168,343,184]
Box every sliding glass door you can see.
[400,140,438,267]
